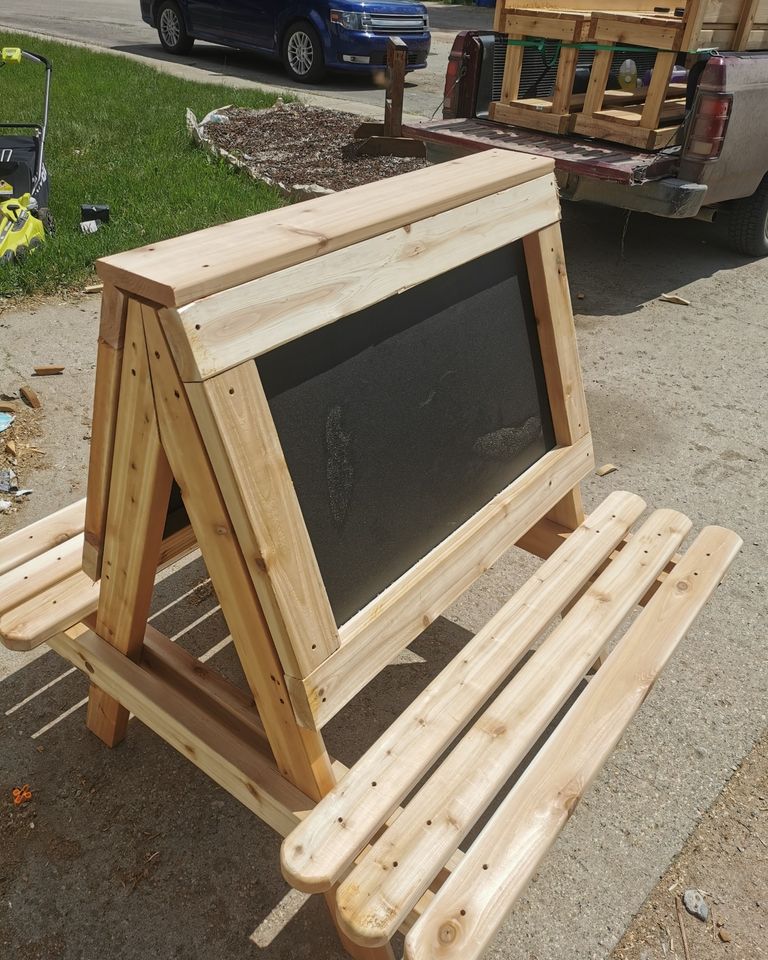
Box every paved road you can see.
[0,0,493,117]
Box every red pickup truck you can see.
[405,32,768,255]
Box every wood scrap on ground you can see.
[20,386,41,409]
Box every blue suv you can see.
[140,1,431,83]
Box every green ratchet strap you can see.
[505,37,717,55]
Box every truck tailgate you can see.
[403,117,678,185]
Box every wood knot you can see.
[439,920,460,944]
[676,579,690,592]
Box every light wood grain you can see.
[0,532,84,616]
[295,436,593,730]
[141,307,334,799]
[82,284,128,580]
[404,525,742,960]
[0,498,85,577]
[97,150,553,309]
[50,624,313,837]
[335,508,692,946]
[189,364,339,678]
[0,525,195,652]
[86,303,174,747]
[281,491,646,892]
[162,174,561,381]
[523,222,589,531]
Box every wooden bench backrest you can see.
[94,150,593,733]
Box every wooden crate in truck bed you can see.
[491,0,768,148]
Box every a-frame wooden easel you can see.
[0,150,739,960]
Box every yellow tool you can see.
[0,193,45,263]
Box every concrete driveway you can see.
[0,1,493,118]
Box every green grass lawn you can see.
[0,32,287,299]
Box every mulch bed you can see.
[196,102,425,194]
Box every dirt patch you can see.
[194,102,425,195]
[612,726,768,960]
[1,396,45,532]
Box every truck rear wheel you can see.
[727,174,768,257]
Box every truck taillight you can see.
[443,35,467,119]
[683,91,732,161]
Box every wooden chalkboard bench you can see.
[0,150,740,960]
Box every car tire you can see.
[727,173,768,257]
[282,22,325,83]
[157,1,195,55]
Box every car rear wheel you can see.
[283,22,325,83]
[157,1,195,55]
[727,173,768,258]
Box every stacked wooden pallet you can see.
[491,0,768,148]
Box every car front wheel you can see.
[157,1,195,55]
[283,22,325,83]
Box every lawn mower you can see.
[0,47,53,264]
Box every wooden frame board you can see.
[92,151,594,736]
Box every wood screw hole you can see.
[311,643,316,650]
[460,909,466,916]
[393,861,398,868]
[338,817,343,823]
[482,864,488,870]
[195,324,201,330]
[371,781,377,787]
[229,388,235,395]
[131,369,136,376]
[174,390,180,399]
[426,820,432,826]
[154,351,160,359]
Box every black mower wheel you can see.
[282,22,325,83]
[157,1,195,55]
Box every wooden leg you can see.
[86,299,174,746]
[640,51,676,129]
[82,284,128,581]
[581,49,613,116]
[551,46,579,115]
[501,32,524,102]
[141,307,395,959]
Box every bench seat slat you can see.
[0,498,85,577]
[280,490,646,893]
[335,508,691,946]
[0,533,84,616]
[0,525,196,652]
[0,570,101,651]
[404,525,742,960]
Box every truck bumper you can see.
[560,174,708,219]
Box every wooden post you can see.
[384,36,407,139]
[82,283,128,580]
[86,300,174,746]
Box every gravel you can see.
[200,102,425,194]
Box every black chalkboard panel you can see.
[258,242,555,626]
